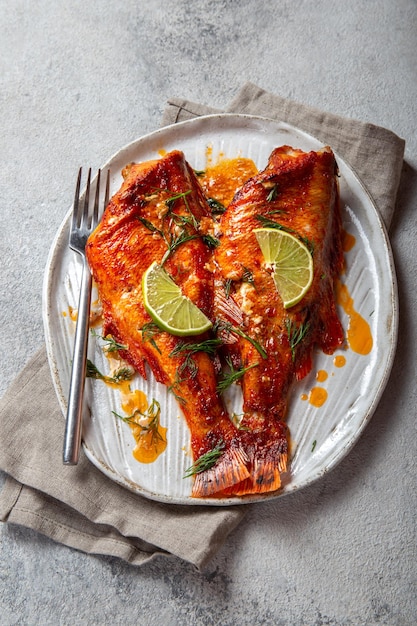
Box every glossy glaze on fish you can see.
[214,146,344,494]
[86,150,250,497]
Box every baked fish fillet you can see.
[214,146,344,495]
[86,150,249,497]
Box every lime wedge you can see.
[254,228,314,308]
[142,262,212,336]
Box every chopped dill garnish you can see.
[169,338,222,401]
[194,169,205,177]
[86,359,105,380]
[165,189,192,210]
[167,381,186,406]
[285,319,310,361]
[160,232,199,265]
[90,329,127,353]
[242,266,255,287]
[202,234,220,248]
[140,322,161,353]
[224,278,233,298]
[165,189,199,231]
[207,197,226,214]
[113,399,164,445]
[137,216,164,237]
[183,440,225,478]
[217,357,259,393]
[266,184,278,202]
[111,367,134,382]
[170,338,223,359]
[177,354,199,380]
[86,359,134,384]
[311,439,317,452]
[137,188,201,264]
[169,338,223,386]
[214,319,267,360]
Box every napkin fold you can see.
[0,83,405,569]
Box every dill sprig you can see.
[223,278,233,299]
[137,188,200,265]
[170,338,223,359]
[90,329,127,353]
[214,319,267,360]
[206,197,226,215]
[160,231,199,265]
[202,233,220,248]
[170,338,223,389]
[169,338,224,405]
[165,189,199,232]
[217,357,259,393]
[285,318,310,360]
[138,186,220,261]
[167,381,186,406]
[242,266,255,287]
[165,189,192,210]
[139,322,162,353]
[266,184,278,202]
[113,399,164,445]
[86,359,105,380]
[86,359,134,384]
[137,216,163,236]
[183,440,225,478]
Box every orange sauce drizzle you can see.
[342,229,356,252]
[104,354,167,464]
[308,387,328,408]
[316,370,328,382]
[200,155,258,208]
[336,280,373,355]
[68,306,78,322]
[66,301,102,325]
[333,354,346,368]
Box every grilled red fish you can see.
[214,146,344,495]
[86,150,249,497]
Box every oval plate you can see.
[43,114,398,505]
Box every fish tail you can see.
[191,444,250,498]
[221,427,288,496]
[250,443,288,493]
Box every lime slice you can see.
[254,228,313,308]
[142,262,212,336]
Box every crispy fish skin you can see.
[215,146,344,494]
[86,150,249,497]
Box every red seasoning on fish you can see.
[214,146,344,494]
[86,145,344,498]
[86,151,250,497]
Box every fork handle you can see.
[63,257,93,464]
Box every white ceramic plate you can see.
[43,114,398,505]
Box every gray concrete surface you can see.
[1,1,416,624]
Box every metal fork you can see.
[63,167,110,465]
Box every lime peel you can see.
[142,262,212,337]
[254,227,314,309]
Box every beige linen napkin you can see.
[0,83,405,569]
